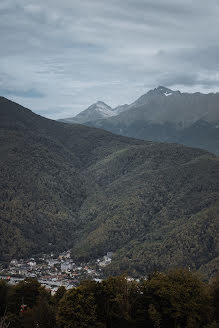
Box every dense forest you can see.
[0,269,219,328]
[0,97,219,279]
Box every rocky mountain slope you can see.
[59,101,117,124]
[0,97,219,278]
[64,86,219,155]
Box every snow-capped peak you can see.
[95,101,110,108]
[90,101,117,117]
[146,86,179,97]
[164,91,172,96]
[156,86,173,94]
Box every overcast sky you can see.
[1,0,219,119]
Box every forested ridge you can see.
[0,97,219,278]
[0,270,219,328]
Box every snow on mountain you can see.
[59,87,179,125]
[59,101,117,124]
[164,91,172,96]
[83,86,219,155]
[93,101,117,117]
[59,86,218,130]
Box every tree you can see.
[0,280,9,317]
[137,269,213,328]
[97,275,132,328]
[53,286,66,307]
[23,296,56,328]
[0,314,10,328]
[210,273,219,324]
[7,279,41,314]
[57,284,99,328]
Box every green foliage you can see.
[0,280,9,317]
[7,279,41,314]
[74,150,219,278]
[99,275,130,326]
[1,270,219,328]
[210,273,219,324]
[57,284,99,328]
[0,97,219,278]
[139,269,212,328]
[0,278,55,328]
[23,296,56,328]
[53,286,66,307]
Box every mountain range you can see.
[60,86,219,155]
[0,96,219,278]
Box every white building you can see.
[27,261,36,267]
[61,262,73,272]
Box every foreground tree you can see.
[132,269,213,328]
[1,269,218,327]
[0,280,9,317]
[53,286,66,308]
[7,279,41,314]
[98,275,131,327]
[57,283,99,328]
[0,315,10,328]
[23,296,56,328]
[210,273,219,325]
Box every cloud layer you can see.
[1,0,219,118]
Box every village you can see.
[0,251,114,294]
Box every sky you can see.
[1,0,219,119]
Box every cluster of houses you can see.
[0,251,113,294]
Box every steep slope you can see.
[0,97,143,261]
[0,97,219,278]
[85,87,219,155]
[73,144,219,278]
[59,101,117,124]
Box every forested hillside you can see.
[0,97,218,278]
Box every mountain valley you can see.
[0,96,219,279]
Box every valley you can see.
[0,96,219,280]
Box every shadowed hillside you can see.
[0,97,218,278]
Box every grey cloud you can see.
[156,45,219,71]
[0,0,219,118]
[0,88,44,98]
[159,72,219,89]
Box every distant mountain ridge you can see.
[59,86,219,155]
[1,97,219,279]
[87,87,219,155]
[59,101,117,124]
